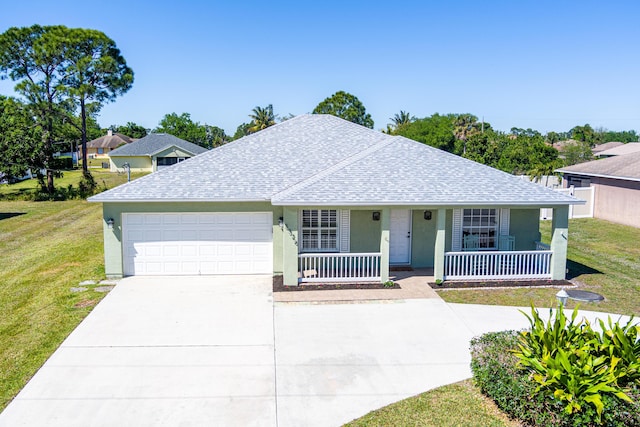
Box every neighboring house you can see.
[108,133,208,172]
[594,142,640,158]
[557,151,640,228]
[84,130,134,159]
[89,115,580,285]
[592,141,624,156]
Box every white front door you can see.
[389,209,411,264]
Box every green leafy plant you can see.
[514,305,637,422]
[383,280,395,288]
[435,279,443,286]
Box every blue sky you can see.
[1,1,639,135]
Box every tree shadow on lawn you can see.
[0,212,26,221]
[566,258,601,280]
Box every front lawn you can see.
[438,218,640,316]
[0,169,147,200]
[0,200,106,411]
[345,380,519,427]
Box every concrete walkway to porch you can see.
[273,268,439,303]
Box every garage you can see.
[122,212,273,276]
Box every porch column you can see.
[380,208,390,282]
[550,205,569,280]
[434,208,446,281]
[283,207,299,286]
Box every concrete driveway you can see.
[0,276,277,427]
[1,277,630,426]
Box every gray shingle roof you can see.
[90,114,579,206]
[108,133,208,157]
[557,150,640,182]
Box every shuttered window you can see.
[453,208,511,250]
[301,210,338,252]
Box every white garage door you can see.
[122,212,273,276]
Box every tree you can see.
[233,122,252,140]
[545,131,560,147]
[248,104,276,133]
[62,28,133,173]
[389,110,415,131]
[563,140,593,166]
[113,122,148,139]
[155,112,227,149]
[0,96,42,180]
[312,91,374,128]
[0,25,133,191]
[393,113,456,152]
[0,25,68,192]
[453,114,480,154]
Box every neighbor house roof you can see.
[87,131,133,149]
[593,142,640,157]
[108,133,208,157]
[89,114,580,206]
[557,150,640,182]
[592,141,624,154]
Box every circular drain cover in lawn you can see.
[566,289,604,302]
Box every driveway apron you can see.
[0,276,276,427]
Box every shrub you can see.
[471,308,640,426]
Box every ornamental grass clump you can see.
[515,306,639,422]
[471,305,640,426]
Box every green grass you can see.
[0,200,107,410]
[344,380,519,427]
[438,218,640,316]
[0,169,147,199]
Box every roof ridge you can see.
[271,134,394,202]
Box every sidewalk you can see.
[273,268,439,303]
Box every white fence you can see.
[540,186,594,220]
[298,253,381,283]
[444,250,553,280]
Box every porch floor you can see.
[274,268,439,303]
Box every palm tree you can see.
[389,110,414,132]
[248,104,276,133]
[453,114,479,154]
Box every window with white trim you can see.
[301,209,338,251]
[462,208,499,249]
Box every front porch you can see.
[298,244,554,283]
[282,206,570,286]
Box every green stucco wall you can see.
[350,210,381,252]
[101,202,282,278]
[110,156,152,172]
[510,208,542,250]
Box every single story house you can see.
[84,130,133,159]
[592,141,624,156]
[108,133,208,172]
[89,115,581,285]
[594,142,640,158]
[557,151,640,228]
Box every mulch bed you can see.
[272,275,400,292]
[429,279,573,289]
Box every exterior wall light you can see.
[278,217,284,229]
[372,211,380,221]
[107,218,115,229]
[423,210,432,220]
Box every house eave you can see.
[87,197,270,204]
[270,200,583,207]
[556,170,640,183]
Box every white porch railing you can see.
[298,252,381,283]
[444,250,552,280]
